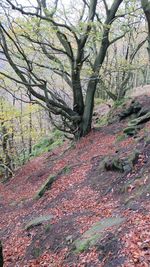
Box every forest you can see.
[0,0,150,266]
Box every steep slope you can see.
[0,95,150,267]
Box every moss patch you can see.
[25,215,53,230]
[34,175,56,199]
[34,165,71,200]
[73,217,124,253]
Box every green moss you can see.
[94,98,106,106]
[61,165,71,174]
[130,111,150,126]
[74,239,91,253]
[123,125,138,136]
[30,129,65,158]
[73,217,124,253]
[44,224,51,233]
[49,139,63,150]
[34,165,70,200]
[52,128,64,139]
[96,115,108,126]
[34,175,56,199]
[113,99,126,108]
[116,133,127,142]
[32,247,41,258]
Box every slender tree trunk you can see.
[19,94,26,164]
[80,76,97,137]
[72,68,84,116]
[1,124,12,179]
[0,241,3,267]
[141,0,150,61]
[28,103,32,155]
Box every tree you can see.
[141,0,150,61]
[0,240,3,267]
[0,0,125,138]
[0,97,13,179]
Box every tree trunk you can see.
[0,241,3,267]
[72,68,84,116]
[141,0,150,61]
[80,76,97,137]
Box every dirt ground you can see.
[0,95,150,267]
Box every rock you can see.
[66,235,73,244]
[144,135,150,146]
[25,215,53,230]
[130,111,150,126]
[129,150,139,165]
[34,166,70,199]
[73,217,124,253]
[119,100,142,120]
[104,151,139,173]
[128,203,140,211]
[97,233,125,266]
[34,175,56,199]
[0,241,3,267]
[137,107,150,117]
[104,157,124,172]
[123,125,138,136]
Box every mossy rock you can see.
[119,100,141,120]
[144,135,150,146]
[34,175,56,199]
[124,177,150,206]
[123,125,138,136]
[73,217,124,253]
[34,166,70,200]
[130,111,150,126]
[104,157,124,172]
[116,134,127,142]
[137,107,150,117]
[104,151,139,173]
[123,109,150,136]
[25,215,53,230]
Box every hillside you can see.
[0,95,150,267]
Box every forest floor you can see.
[0,95,150,267]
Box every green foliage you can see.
[95,115,108,126]
[18,150,31,166]
[31,129,64,157]
[113,99,126,108]
[31,137,54,157]
[94,98,106,106]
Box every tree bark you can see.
[79,0,124,136]
[141,0,150,61]
[81,76,97,136]
[0,241,3,267]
